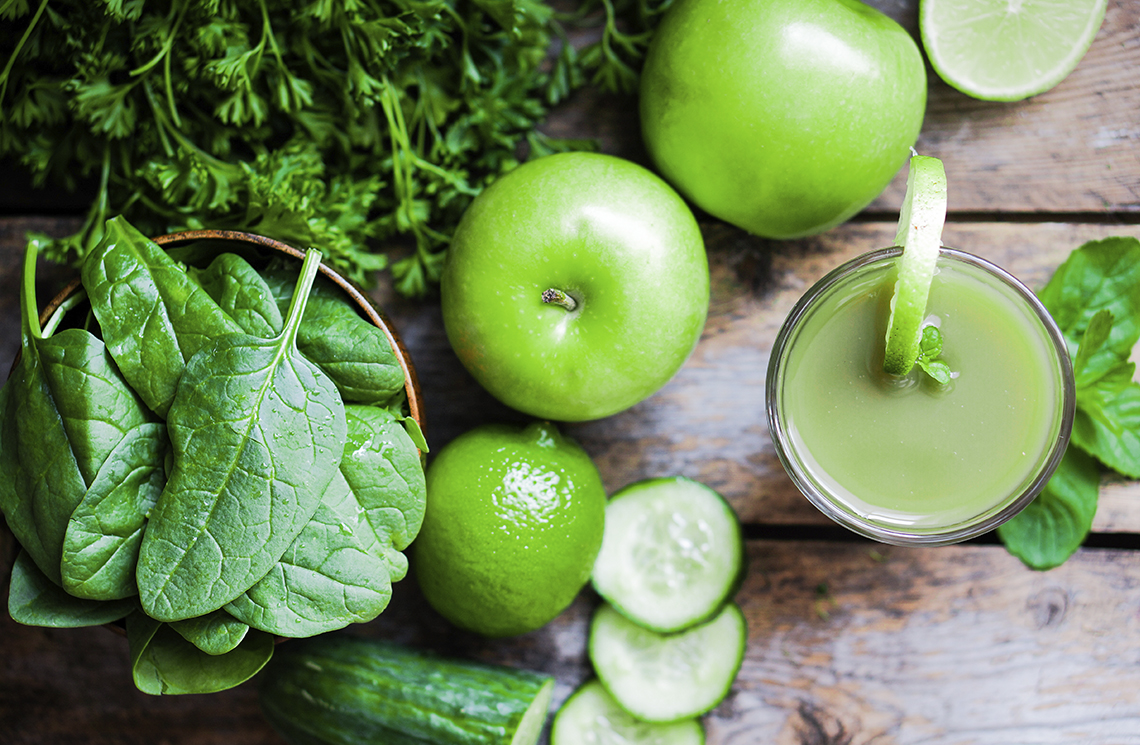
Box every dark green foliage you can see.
[127,611,275,696]
[0,0,671,296]
[191,252,284,337]
[8,550,136,628]
[262,261,406,404]
[137,248,347,621]
[83,217,244,417]
[999,237,1140,569]
[0,220,427,694]
[61,421,169,600]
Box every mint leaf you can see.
[1071,383,1140,479]
[1071,308,1115,386]
[915,325,953,384]
[997,447,1101,571]
[919,324,943,357]
[918,359,953,385]
[1038,236,1140,381]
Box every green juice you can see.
[768,248,1072,543]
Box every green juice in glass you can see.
[767,247,1074,545]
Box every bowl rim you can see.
[34,228,425,432]
[2,228,426,639]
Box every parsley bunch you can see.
[998,236,1140,570]
[0,0,668,296]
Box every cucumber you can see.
[257,634,554,745]
[591,477,744,632]
[551,679,705,745]
[588,601,746,723]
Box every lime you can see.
[412,421,606,638]
[883,154,947,377]
[920,0,1107,102]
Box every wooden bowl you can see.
[0,229,425,605]
[36,228,424,429]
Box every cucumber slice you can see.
[551,679,705,745]
[883,154,948,376]
[591,477,744,633]
[588,602,746,723]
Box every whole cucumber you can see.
[258,634,554,745]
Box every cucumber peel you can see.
[258,634,554,745]
[883,153,948,376]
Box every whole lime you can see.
[413,421,606,637]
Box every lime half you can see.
[920,0,1107,102]
[883,154,947,377]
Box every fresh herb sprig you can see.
[998,236,1140,570]
[915,325,953,384]
[0,0,663,297]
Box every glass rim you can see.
[765,246,1076,547]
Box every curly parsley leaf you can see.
[1,0,651,296]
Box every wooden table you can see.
[2,2,1139,743]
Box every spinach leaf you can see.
[340,405,427,580]
[224,406,425,636]
[225,471,394,637]
[81,216,244,417]
[8,551,135,628]
[137,249,347,622]
[36,329,154,489]
[61,422,168,601]
[1,244,149,585]
[262,263,405,405]
[127,612,274,695]
[169,609,251,656]
[190,252,283,338]
[997,447,1101,571]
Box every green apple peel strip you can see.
[883,153,949,376]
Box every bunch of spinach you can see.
[1,216,427,694]
[997,236,1140,570]
[0,0,669,298]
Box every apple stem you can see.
[542,288,578,312]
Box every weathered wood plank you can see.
[3,541,1139,744]
[547,0,1140,217]
[883,0,1140,216]
[3,217,1139,534]
[375,220,1140,533]
[716,541,1140,744]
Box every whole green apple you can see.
[441,152,709,422]
[639,0,927,240]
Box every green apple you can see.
[441,152,709,422]
[639,0,927,240]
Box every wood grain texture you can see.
[4,540,1140,744]
[545,0,1140,217]
[372,220,1140,533]
[719,541,1140,745]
